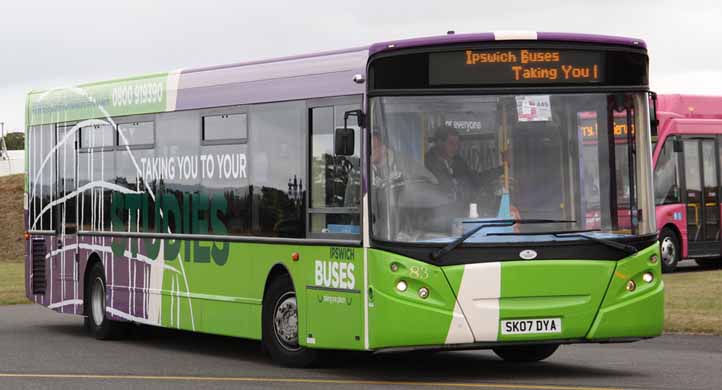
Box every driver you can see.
[424,126,478,202]
[425,126,507,218]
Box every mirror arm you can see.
[649,91,659,134]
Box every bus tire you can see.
[694,259,722,269]
[262,273,318,367]
[84,262,128,340]
[659,227,680,273]
[492,344,559,362]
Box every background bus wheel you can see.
[84,262,128,340]
[493,344,559,362]
[262,274,318,367]
[659,228,680,273]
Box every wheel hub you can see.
[91,276,105,326]
[273,293,300,351]
[661,236,677,266]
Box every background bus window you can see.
[654,138,681,205]
[309,104,361,236]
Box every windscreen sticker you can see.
[515,95,552,122]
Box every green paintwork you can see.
[145,240,365,350]
[26,73,169,127]
[586,243,664,339]
[498,260,616,342]
[367,249,460,349]
[104,238,661,351]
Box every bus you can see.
[653,94,722,272]
[24,31,663,366]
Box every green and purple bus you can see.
[24,31,663,366]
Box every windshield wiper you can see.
[487,229,638,255]
[430,219,576,262]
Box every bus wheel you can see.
[493,344,559,362]
[84,262,128,340]
[262,274,318,367]
[694,259,722,269]
[660,228,680,273]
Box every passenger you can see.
[370,130,394,184]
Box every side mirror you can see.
[334,127,355,156]
[649,91,659,138]
[673,138,683,153]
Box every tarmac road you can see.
[0,304,720,390]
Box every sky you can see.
[1,0,721,134]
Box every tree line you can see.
[1,132,24,150]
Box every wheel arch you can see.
[263,262,295,301]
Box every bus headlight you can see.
[642,272,654,283]
[396,280,408,292]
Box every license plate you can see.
[501,318,562,335]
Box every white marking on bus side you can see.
[455,262,501,342]
[31,181,141,230]
[165,69,182,112]
[444,300,475,344]
[45,242,180,275]
[28,118,109,206]
[176,275,181,328]
[493,31,538,41]
[170,277,176,327]
[106,307,157,326]
[362,193,370,350]
[48,299,83,310]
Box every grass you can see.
[0,174,28,305]
[0,174,25,264]
[0,262,28,305]
[663,268,722,335]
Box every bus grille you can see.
[31,238,46,295]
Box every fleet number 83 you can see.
[409,266,429,280]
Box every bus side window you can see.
[309,103,361,237]
[654,137,681,205]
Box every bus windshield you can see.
[369,93,655,244]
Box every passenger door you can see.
[303,97,365,350]
[682,137,720,256]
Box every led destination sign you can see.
[429,49,605,86]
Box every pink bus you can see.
[653,94,722,272]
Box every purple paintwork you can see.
[368,31,646,56]
[176,48,368,111]
[537,32,646,48]
[26,231,151,321]
[174,32,646,111]
[183,46,369,75]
